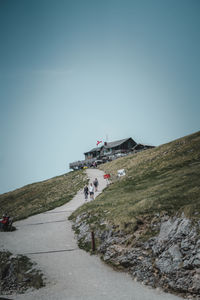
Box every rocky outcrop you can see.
[0,251,44,295]
[72,214,200,299]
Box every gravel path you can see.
[0,169,184,300]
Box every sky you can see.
[0,0,200,194]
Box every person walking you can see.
[83,185,89,201]
[93,178,99,192]
[89,183,94,200]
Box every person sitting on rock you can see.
[0,213,10,230]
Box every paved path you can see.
[0,169,183,300]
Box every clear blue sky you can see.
[0,0,199,194]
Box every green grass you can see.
[0,170,87,221]
[70,131,200,234]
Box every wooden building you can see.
[69,137,154,170]
[84,138,136,160]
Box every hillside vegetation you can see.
[0,170,87,221]
[71,131,200,233]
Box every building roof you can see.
[104,138,133,149]
[84,137,135,154]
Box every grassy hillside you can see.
[71,131,200,233]
[0,170,87,221]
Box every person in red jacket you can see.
[0,213,10,230]
[2,213,9,224]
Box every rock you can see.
[193,257,200,267]
[168,244,182,261]
[0,251,44,295]
[156,256,174,274]
[192,273,200,293]
[72,214,200,298]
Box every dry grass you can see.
[0,170,87,221]
[71,131,200,233]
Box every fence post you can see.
[90,223,96,252]
[91,231,95,252]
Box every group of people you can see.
[83,178,99,201]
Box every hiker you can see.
[0,213,12,231]
[84,185,89,201]
[93,178,99,192]
[89,183,94,200]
